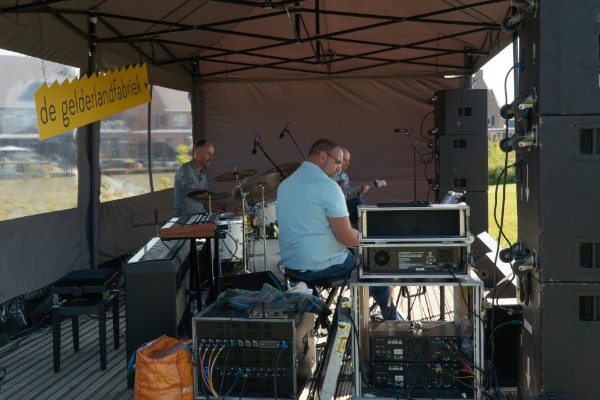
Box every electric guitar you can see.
[344,179,387,197]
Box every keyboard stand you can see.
[190,235,221,313]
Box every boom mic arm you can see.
[279,122,289,138]
[279,122,307,161]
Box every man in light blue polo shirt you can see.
[277,138,400,320]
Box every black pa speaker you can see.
[219,271,285,293]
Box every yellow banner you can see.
[35,63,151,140]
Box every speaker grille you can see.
[405,338,429,361]
[405,363,431,387]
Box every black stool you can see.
[52,268,120,372]
[282,267,353,332]
[283,270,339,306]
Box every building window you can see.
[172,114,187,127]
[487,115,495,126]
[155,114,167,128]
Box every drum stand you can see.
[233,175,250,274]
[259,188,268,271]
[207,194,216,294]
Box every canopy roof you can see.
[0,0,512,88]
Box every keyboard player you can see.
[172,139,231,310]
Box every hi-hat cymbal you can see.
[215,168,257,181]
[260,162,300,178]
[187,189,231,201]
[234,172,282,201]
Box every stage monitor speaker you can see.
[219,271,285,293]
[484,304,520,388]
[471,233,499,288]
[433,89,488,135]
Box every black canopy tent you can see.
[0,0,511,86]
[0,1,513,310]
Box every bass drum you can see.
[217,218,245,261]
[248,238,282,280]
[253,200,278,238]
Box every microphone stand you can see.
[403,133,423,202]
[283,123,307,161]
[256,141,286,179]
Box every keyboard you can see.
[159,213,219,240]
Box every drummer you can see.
[174,139,212,216]
[174,139,237,216]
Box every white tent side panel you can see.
[202,76,459,204]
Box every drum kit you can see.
[188,162,300,273]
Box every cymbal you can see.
[260,162,300,178]
[187,189,231,201]
[215,168,257,181]
[234,172,282,201]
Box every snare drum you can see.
[254,200,277,238]
[217,218,245,261]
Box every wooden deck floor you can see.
[0,290,133,400]
[0,279,517,400]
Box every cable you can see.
[486,64,521,398]
[221,369,242,399]
[218,347,231,397]
[209,346,225,396]
[216,227,239,261]
[445,268,485,327]
[237,373,248,400]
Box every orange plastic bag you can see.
[134,335,194,400]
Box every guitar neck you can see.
[345,181,375,195]
[344,185,364,195]
[343,179,386,196]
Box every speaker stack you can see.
[506,2,600,398]
[430,89,489,237]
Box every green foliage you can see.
[488,139,516,185]
[488,183,517,248]
[176,144,191,165]
[158,176,172,190]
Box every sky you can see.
[479,44,515,105]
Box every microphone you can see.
[394,128,413,134]
[279,122,289,139]
[252,135,259,154]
